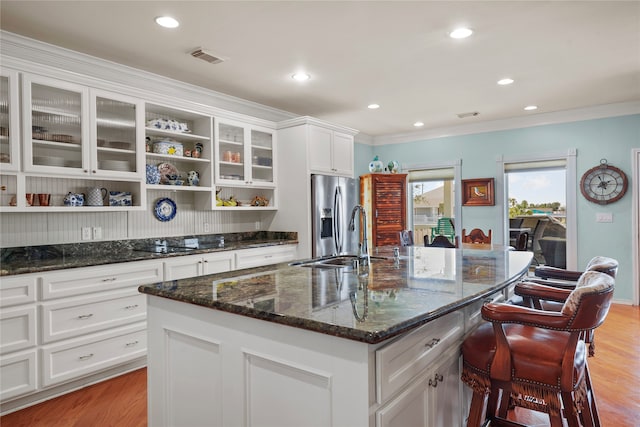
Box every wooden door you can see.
[361,174,407,247]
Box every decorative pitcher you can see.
[86,187,108,206]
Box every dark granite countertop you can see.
[0,231,297,276]
[139,246,533,344]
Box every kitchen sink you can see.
[134,245,196,254]
[291,255,387,269]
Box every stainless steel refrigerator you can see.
[311,174,360,258]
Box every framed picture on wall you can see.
[462,178,495,206]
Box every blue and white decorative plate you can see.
[154,197,177,222]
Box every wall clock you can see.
[579,159,628,205]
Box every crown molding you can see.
[0,31,297,126]
[277,116,359,135]
[367,101,640,146]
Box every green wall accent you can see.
[355,114,640,302]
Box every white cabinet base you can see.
[147,295,371,427]
[146,295,466,427]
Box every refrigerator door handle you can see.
[333,186,342,255]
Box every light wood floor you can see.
[2,303,638,427]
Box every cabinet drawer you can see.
[0,349,38,401]
[0,274,38,308]
[41,323,146,387]
[0,306,37,354]
[376,311,463,404]
[41,289,146,343]
[235,245,297,269]
[41,260,163,300]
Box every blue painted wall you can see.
[355,114,640,302]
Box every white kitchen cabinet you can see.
[164,251,235,281]
[40,288,146,343]
[12,73,145,211]
[0,67,20,172]
[308,124,354,177]
[234,245,298,270]
[0,274,39,402]
[0,273,38,308]
[375,346,462,427]
[22,74,144,180]
[213,118,277,211]
[41,259,163,300]
[375,311,463,403]
[21,74,89,176]
[0,306,37,355]
[273,118,358,259]
[0,349,37,402]
[0,259,162,413]
[41,322,146,387]
[146,292,465,427]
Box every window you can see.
[408,167,457,246]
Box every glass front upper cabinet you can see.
[215,119,275,187]
[92,90,142,177]
[0,68,20,171]
[22,74,89,175]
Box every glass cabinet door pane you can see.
[0,76,9,164]
[218,122,245,182]
[96,96,137,173]
[30,83,83,169]
[250,129,273,184]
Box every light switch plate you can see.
[93,226,102,240]
[81,227,92,240]
[596,212,613,223]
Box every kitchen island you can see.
[139,246,532,427]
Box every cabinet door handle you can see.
[125,341,139,347]
[77,314,94,320]
[428,373,444,387]
[101,277,117,282]
[124,304,139,310]
[425,338,440,348]
[203,260,208,263]
[79,353,94,361]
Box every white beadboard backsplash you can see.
[0,190,266,247]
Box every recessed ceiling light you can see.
[449,27,473,39]
[368,104,380,109]
[497,78,514,85]
[155,16,179,28]
[292,72,311,82]
[414,122,424,127]
[524,105,538,111]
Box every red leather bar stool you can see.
[514,256,618,357]
[461,271,615,427]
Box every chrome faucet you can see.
[349,205,370,268]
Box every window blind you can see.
[407,167,455,181]
[504,159,566,172]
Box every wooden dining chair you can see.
[462,271,615,427]
[399,230,413,246]
[461,228,492,244]
[425,234,457,248]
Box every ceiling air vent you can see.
[190,48,225,64]
[457,111,480,119]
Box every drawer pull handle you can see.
[428,373,444,388]
[124,304,139,310]
[77,314,94,320]
[425,338,440,348]
[101,277,117,282]
[125,341,139,347]
[79,353,94,361]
